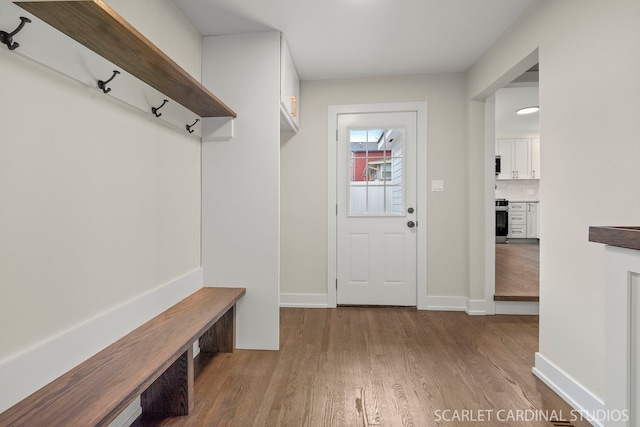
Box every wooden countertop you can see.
[589,226,640,251]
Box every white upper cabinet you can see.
[496,139,514,180]
[531,138,541,179]
[513,138,532,179]
[280,35,300,132]
[496,137,540,180]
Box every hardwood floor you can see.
[495,241,540,301]
[133,308,591,427]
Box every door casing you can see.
[327,102,428,309]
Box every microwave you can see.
[495,156,501,175]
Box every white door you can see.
[337,111,417,305]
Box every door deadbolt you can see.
[407,207,414,214]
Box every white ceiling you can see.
[495,85,539,134]
[173,0,535,80]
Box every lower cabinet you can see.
[508,203,527,238]
[526,202,539,238]
[508,202,539,239]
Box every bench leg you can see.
[141,347,194,417]
[199,305,236,353]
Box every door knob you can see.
[407,221,416,228]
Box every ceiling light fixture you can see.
[516,106,539,115]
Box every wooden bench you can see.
[0,287,246,427]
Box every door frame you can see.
[327,102,428,309]
[482,49,539,315]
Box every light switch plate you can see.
[431,180,445,192]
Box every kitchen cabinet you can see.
[496,139,512,180]
[531,138,541,179]
[508,202,527,238]
[526,202,539,238]
[512,139,532,179]
[280,35,300,132]
[496,138,540,180]
[508,201,539,239]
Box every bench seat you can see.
[0,287,245,427]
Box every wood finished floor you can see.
[495,241,540,301]
[133,308,591,427]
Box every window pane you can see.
[348,128,404,215]
[349,154,366,214]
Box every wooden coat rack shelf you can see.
[16,0,236,119]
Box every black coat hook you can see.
[151,99,169,117]
[98,70,120,94]
[186,118,200,134]
[0,17,32,51]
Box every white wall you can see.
[0,0,203,411]
[105,0,202,79]
[467,0,640,409]
[280,74,468,302]
[201,32,281,350]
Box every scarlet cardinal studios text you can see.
[433,408,629,423]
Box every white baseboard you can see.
[279,294,538,317]
[107,397,142,427]
[495,300,539,315]
[466,299,488,315]
[425,296,490,315]
[0,268,203,414]
[425,296,467,311]
[279,294,487,312]
[106,340,203,427]
[533,352,604,427]
[280,293,329,308]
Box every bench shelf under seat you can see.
[0,287,245,427]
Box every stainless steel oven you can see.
[496,199,508,243]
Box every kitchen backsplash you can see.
[495,180,539,201]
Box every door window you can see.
[348,128,404,216]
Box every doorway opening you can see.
[490,64,541,311]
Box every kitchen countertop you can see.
[588,226,640,251]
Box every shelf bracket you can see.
[0,16,31,51]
